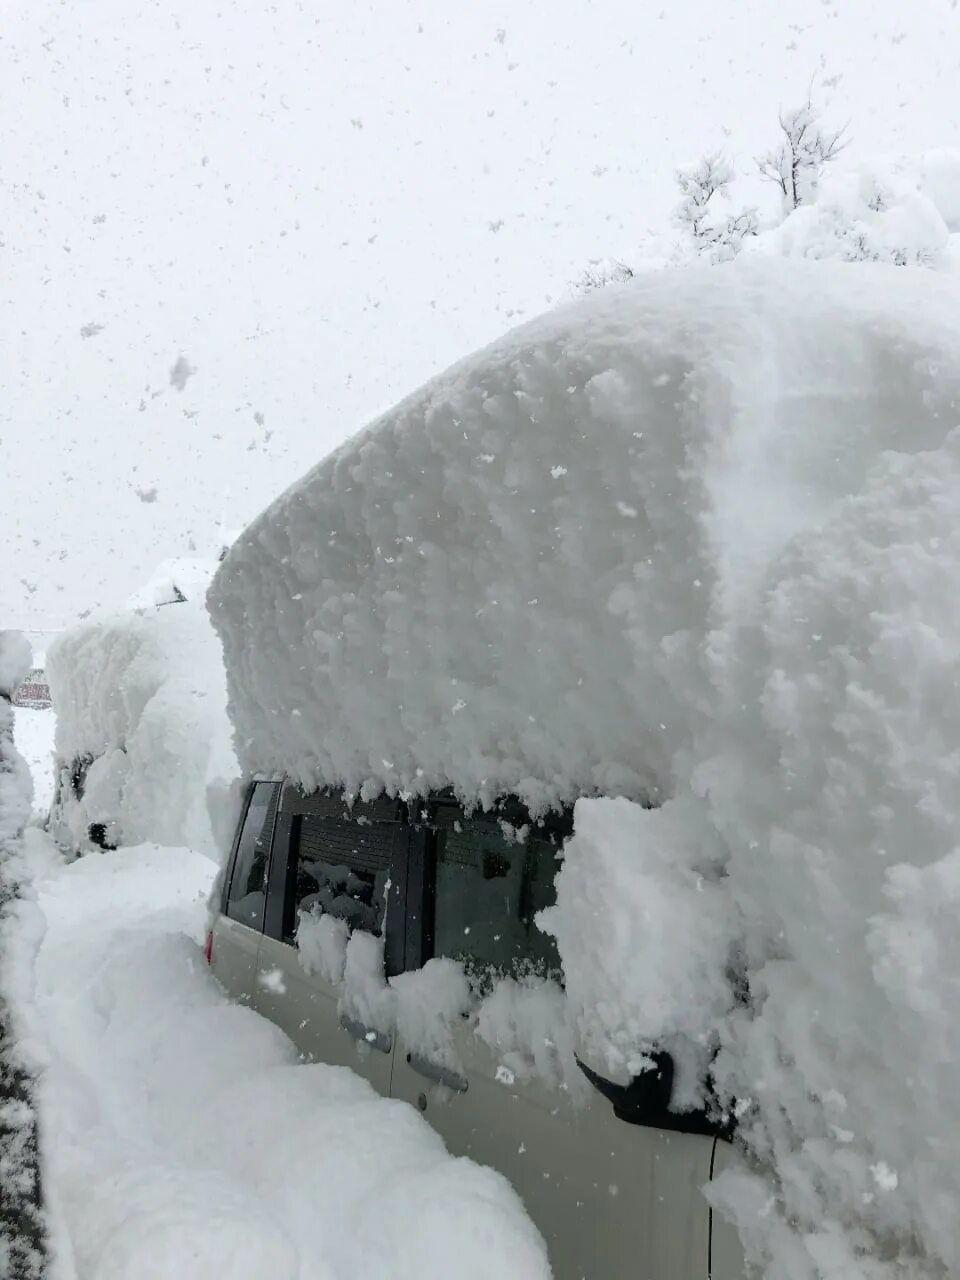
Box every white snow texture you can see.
[751,150,960,270]
[32,841,549,1280]
[45,601,235,855]
[212,259,960,1278]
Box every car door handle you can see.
[406,1051,468,1093]
[339,1012,392,1055]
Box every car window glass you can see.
[289,816,392,940]
[433,821,561,982]
[226,781,279,930]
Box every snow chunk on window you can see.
[539,796,732,1106]
[339,930,395,1037]
[392,958,472,1071]
[475,971,584,1098]
[296,909,348,985]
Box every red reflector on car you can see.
[203,929,214,965]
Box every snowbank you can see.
[212,259,960,1277]
[46,602,236,856]
[0,633,49,1278]
[32,840,549,1280]
[754,157,957,268]
[0,630,34,849]
[613,148,960,279]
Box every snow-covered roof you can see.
[210,259,960,812]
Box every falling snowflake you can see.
[169,355,197,390]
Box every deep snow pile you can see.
[0,633,49,1277]
[211,259,960,814]
[31,840,549,1280]
[212,259,960,1278]
[588,150,960,285]
[46,601,235,856]
[751,150,960,269]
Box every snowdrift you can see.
[210,259,960,1278]
[46,602,236,857]
[752,150,960,270]
[34,842,550,1280]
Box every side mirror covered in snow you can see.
[576,1052,732,1141]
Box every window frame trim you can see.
[221,781,255,913]
[264,809,295,942]
[268,789,409,977]
[223,779,281,932]
[251,782,573,980]
[414,795,571,976]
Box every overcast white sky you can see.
[4,0,958,629]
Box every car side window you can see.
[432,819,562,982]
[286,815,393,942]
[226,781,280,931]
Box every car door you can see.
[252,784,406,1097]
[211,779,281,1003]
[388,799,716,1280]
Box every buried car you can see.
[45,583,235,858]
[205,260,960,1277]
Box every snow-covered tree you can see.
[756,96,847,212]
[673,153,758,262]
[0,631,47,1278]
[572,104,956,296]
[674,152,732,240]
[572,258,635,296]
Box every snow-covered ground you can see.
[23,833,548,1280]
[7,704,547,1278]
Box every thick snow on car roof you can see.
[209,258,960,813]
[213,259,960,1275]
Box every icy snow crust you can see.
[214,260,960,1278]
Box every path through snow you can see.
[14,708,55,817]
[27,837,550,1280]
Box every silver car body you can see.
[211,779,743,1280]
